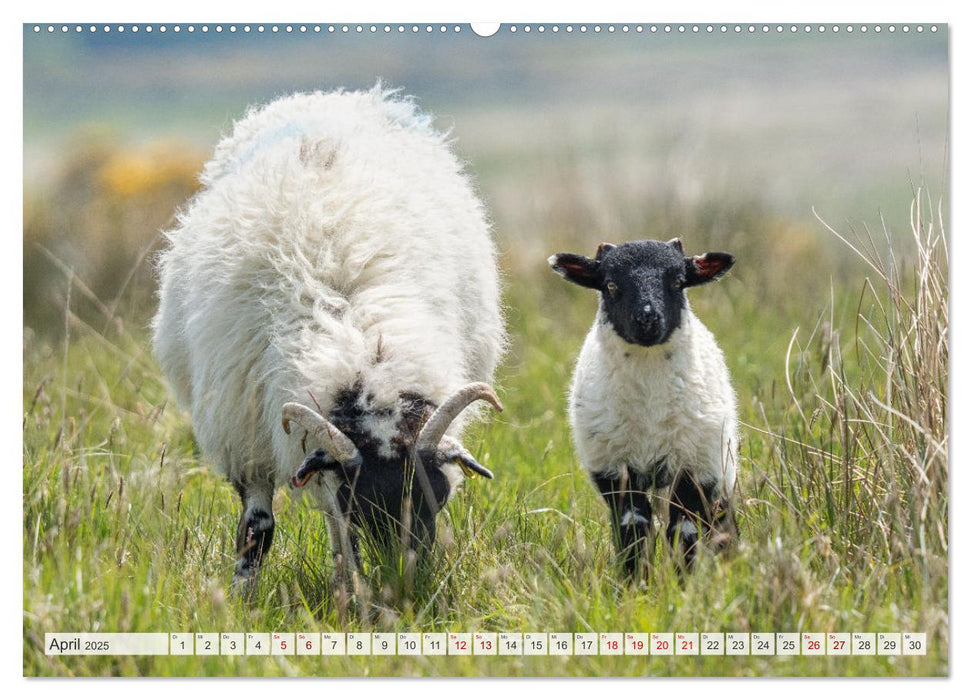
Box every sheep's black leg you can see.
[592,470,654,578]
[232,480,275,587]
[666,471,723,571]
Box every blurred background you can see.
[24,25,947,342]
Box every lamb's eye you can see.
[605,281,618,295]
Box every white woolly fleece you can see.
[569,303,738,498]
[152,87,505,492]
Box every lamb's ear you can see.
[548,253,603,289]
[667,238,684,254]
[595,242,616,260]
[684,252,735,287]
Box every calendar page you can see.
[22,17,948,678]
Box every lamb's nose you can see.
[636,304,655,327]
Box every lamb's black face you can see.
[549,238,735,348]
[597,241,688,346]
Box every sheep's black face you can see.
[340,449,452,554]
[292,387,455,556]
[549,238,735,348]
[597,241,688,346]
[297,446,451,554]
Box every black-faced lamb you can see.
[152,87,505,587]
[549,238,738,577]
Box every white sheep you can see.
[549,238,738,577]
[153,86,505,585]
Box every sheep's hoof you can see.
[621,555,652,583]
[618,535,654,583]
[709,504,739,553]
[230,569,261,600]
[668,520,701,572]
[709,529,736,553]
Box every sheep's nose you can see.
[635,304,655,327]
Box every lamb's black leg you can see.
[592,470,654,578]
[232,479,276,587]
[666,471,722,571]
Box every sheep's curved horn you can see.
[281,402,361,466]
[437,436,494,480]
[416,382,503,453]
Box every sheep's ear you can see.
[684,252,735,287]
[667,238,684,254]
[595,242,616,260]
[548,253,603,289]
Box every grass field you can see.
[21,25,949,678]
[22,145,948,674]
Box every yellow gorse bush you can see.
[24,139,206,337]
[98,146,202,199]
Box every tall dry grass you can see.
[747,189,947,626]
